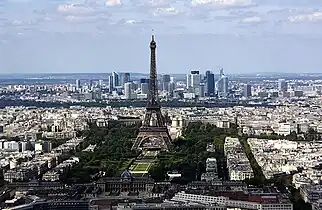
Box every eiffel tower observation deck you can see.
[131,35,172,151]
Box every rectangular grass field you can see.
[133,163,150,171]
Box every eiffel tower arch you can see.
[132,35,172,151]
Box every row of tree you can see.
[248,128,321,142]
[0,99,279,109]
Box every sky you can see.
[0,0,322,74]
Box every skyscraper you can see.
[223,76,229,93]
[190,71,200,88]
[219,68,224,77]
[186,70,201,97]
[162,74,171,91]
[141,83,149,94]
[162,74,171,83]
[168,82,175,95]
[244,84,252,97]
[206,72,215,97]
[112,71,119,87]
[139,78,148,84]
[186,74,191,88]
[278,79,288,92]
[98,79,104,87]
[186,71,200,88]
[170,76,175,83]
[108,75,114,92]
[75,79,81,89]
[205,70,211,83]
[88,79,93,88]
[124,73,130,83]
[124,82,132,99]
[216,69,229,97]
[199,84,205,97]
[120,73,130,86]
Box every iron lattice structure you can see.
[142,35,164,127]
[132,35,172,151]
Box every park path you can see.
[128,150,159,177]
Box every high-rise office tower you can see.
[140,78,150,90]
[140,78,150,84]
[206,72,215,97]
[190,71,200,88]
[108,75,114,92]
[98,79,104,87]
[186,70,201,96]
[162,74,171,83]
[75,79,81,89]
[162,74,171,92]
[170,76,175,83]
[244,84,252,97]
[124,82,132,99]
[112,71,119,87]
[120,73,130,86]
[223,77,229,93]
[205,70,211,83]
[168,82,175,94]
[125,73,130,82]
[200,84,205,97]
[119,73,124,86]
[141,83,149,94]
[186,74,191,88]
[88,79,93,88]
[278,79,288,92]
[132,81,140,91]
[219,68,224,77]
[216,69,229,96]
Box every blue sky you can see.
[0,0,322,74]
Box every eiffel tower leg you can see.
[143,111,152,127]
[155,111,164,127]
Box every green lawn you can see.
[133,163,150,171]
[118,158,135,174]
[144,151,157,157]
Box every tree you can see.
[63,122,139,184]
[149,122,236,182]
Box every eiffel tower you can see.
[132,35,172,151]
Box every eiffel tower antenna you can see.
[132,34,172,151]
[152,29,155,41]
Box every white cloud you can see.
[11,20,24,26]
[57,4,94,15]
[241,16,261,23]
[140,0,169,8]
[65,15,99,23]
[288,12,322,23]
[153,7,180,16]
[3,0,322,36]
[7,0,32,3]
[191,0,253,7]
[105,0,122,7]
[125,19,136,24]
[44,17,52,21]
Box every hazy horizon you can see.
[1,0,322,74]
[0,70,321,77]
